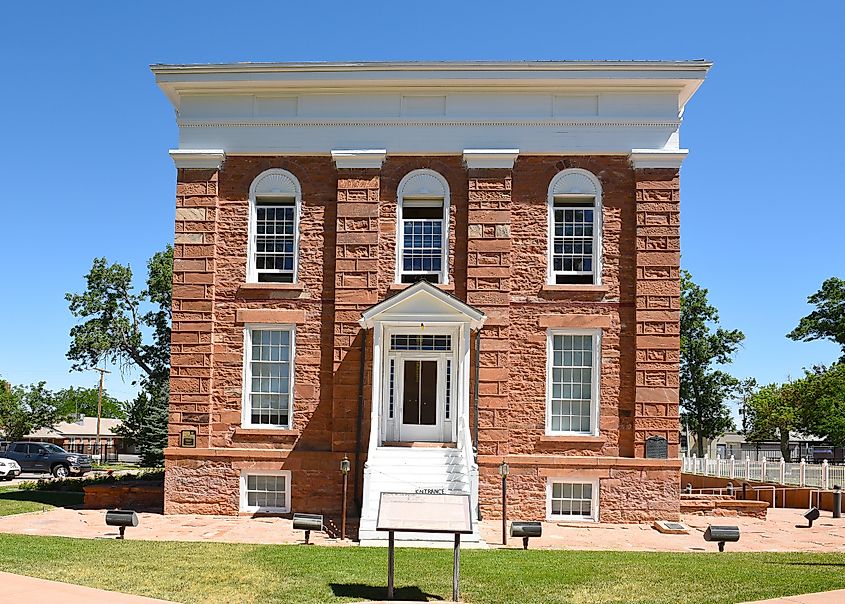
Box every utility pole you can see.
[93,367,111,463]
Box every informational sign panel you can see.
[377,492,473,534]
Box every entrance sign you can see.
[377,492,472,601]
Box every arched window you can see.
[396,169,450,284]
[247,169,302,283]
[547,169,603,285]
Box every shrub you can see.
[18,469,164,492]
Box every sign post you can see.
[377,492,473,602]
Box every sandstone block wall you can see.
[164,155,682,524]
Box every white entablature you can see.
[153,61,710,159]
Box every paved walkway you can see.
[1,506,844,551]
[0,571,175,603]
[741,590,845,603]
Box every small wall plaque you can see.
[645,435,669,459]
[180,429,197,448]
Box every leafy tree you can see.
[52,386,126,420]
[798,364,845,448]
[680,270,745,457]
[0,380,66,441]
[66,246,172,465]
[788,277,845,361]
[736,377,758,435]
[746,382,802,461]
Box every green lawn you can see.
[0,488,83,516]
[0,534,843,604]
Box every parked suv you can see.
[3,442,92,478]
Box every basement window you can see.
[240,470,291,513]
[547,479,598,521]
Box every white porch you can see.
[357,281,486,544]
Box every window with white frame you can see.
[548,169,602,285]
[243,325,294,428]
[240,471,291,513]
[547,330,600,435]
[248,169,301,283]
[547,479,597,521]
[396,170,450,284]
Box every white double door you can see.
[385,350,454,443]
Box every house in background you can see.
[153,60,710,540]
[26,417,136,462]
[685,431,844,463]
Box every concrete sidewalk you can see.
[0,572,176,603]
[742,590,845,603]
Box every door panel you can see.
[399,359,440,441]
[402,360,437,426]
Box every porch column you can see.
[630,150,685,458]
[463,150,518,457]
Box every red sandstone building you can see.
[153,61,709,541]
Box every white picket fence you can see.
[682,455,845,490]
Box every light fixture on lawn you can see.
[803,506,820,528]
[105,509,139,539]
[703,524,740,552]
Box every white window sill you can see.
[241,507,290,515]
[548,516,597,523]
[540,434,603,443]
[237,426,297,436]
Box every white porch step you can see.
[359,446,481,545]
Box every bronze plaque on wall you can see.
[645,435,669,459]
[180,429,197,448]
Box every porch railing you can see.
[456,415,479,516]
[682,455,843,490]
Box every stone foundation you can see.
[478,457,680,522]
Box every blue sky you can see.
[0,2,842,407]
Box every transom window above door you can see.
[390,334,452,351]
[396,169,450,285]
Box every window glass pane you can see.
[400,208,444,279]
[245,474,287,510]
[550,481,594,519]
[552,199,595,278]
[254,199,296,280]
[549,333,594,434]
[248,329,292,426]
[389,334,451,351]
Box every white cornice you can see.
[331,149,386,169]
[152,61,711,110]
[629,149,688,169]
[463,149,519,169]
[180,118,681,129]
[169,149,225,169]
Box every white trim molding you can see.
[241,323,296,430]
[545,328,602,437]
[247,169,302,284]
[239,469,292,514]
[629,149,688,169]
[462,149,519,169]
[547,168,603,286]
[331,149,386,169]
[546,476,600,522]
[359,280,486,331]
[168,149,225,169]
